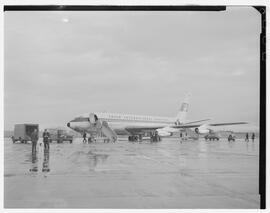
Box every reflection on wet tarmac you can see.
[87,151,109,169]
[29,152,38,173]
[42,149,50,173]
[67,150,109,171]
[28,149,50,175]
[246,141,256,152]
[5,138,260,208]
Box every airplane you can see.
[67,94,247,142]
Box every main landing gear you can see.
[150,132,161,142]
[88,137,96,143]
[128,135,143,142]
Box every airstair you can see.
[100,121,117,142]
[91,120,117,142]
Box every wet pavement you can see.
[4,137,260,208]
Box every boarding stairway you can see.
[91,119,117,143]
[100,121,117,142]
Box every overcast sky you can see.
[4,7,260,130]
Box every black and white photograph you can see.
[2,2,266,210]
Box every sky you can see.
[4,7,261,130]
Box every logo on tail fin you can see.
[180,103,189,112]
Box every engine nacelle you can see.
[195,125,210,134]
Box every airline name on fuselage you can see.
[71,112,174,124]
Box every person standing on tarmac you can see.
[83,131,87,143]
[43,129,50,150]
[251,133,255,142]
[30,129,39,153]
[245,133,249,142]
[180,132,183,143]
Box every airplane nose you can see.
[67,122,70,127]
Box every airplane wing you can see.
[183,119,211,125]
[172,122,248,129]
[125,122,248,134]
[124,119,212,133]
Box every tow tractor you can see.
[204,133,220,141]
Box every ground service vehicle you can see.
[47,129,73,143]
[12,124,39,143]
[204,133,220,141]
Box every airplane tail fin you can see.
[175,93,191,125]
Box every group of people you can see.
[82,131,100,143]
[30,129,51,153]
[245,132,256,142]
[180,132,188,142]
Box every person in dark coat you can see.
[245,133,249,142]
[251,133,255,142]
[83,131,87,143]
[43,129,50,149]
[31,129,39,153]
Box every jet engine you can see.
[194,124,210,134]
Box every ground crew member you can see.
[180,132,183,143]
[30,129,39,153]
[245,133,249,142]
[251,133,255,142]
[43,129,50,149]
[83,131,87,143]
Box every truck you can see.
[47,128,73,143]
[12,124,39,143]
[204,133,220,141]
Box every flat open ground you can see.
[4,137,260,208]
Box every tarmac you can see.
[4,137,260,208]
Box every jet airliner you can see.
[67,94,247,142]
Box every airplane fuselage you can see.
[67,112,176,135]
[67,94,247,142]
